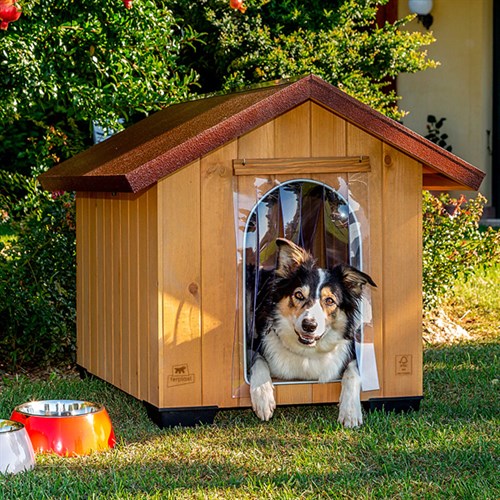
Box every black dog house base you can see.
[143,403,219,428]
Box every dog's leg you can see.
[338,359,363,428]
[250,354,276,421]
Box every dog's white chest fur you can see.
[262,327,352,383]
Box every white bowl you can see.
[0,419,35,474]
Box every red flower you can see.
[123,0,133,9]
[230,0,247,14]
[51,190,65,200]
[0,0,22,30]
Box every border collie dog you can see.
[249,238,376,428]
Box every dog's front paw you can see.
[250,381,276,421]
[338,400,363,428]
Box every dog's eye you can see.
[324,297,336,306]
[294,291,305,301]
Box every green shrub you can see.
[422,190,500,310]
[172,0,437,121]
[0,0,200,176]
[0,175,76,370]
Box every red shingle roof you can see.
[39,75,485,193]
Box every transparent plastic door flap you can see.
[232,175,379,397]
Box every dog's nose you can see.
[301,317,318,333]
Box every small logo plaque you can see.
[168,364,195,387]
[396,355,412,375]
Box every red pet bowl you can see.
[10,400,116,457]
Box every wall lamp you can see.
[409,0,434,29]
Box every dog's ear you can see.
[339,265,377,296]
[275,238,310,277]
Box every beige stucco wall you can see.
[397,0,493,201]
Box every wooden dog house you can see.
[40,75,484,427]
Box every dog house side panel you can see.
[76,189,160,404]
[77,193,114,384]
[157,161,203,409]
[381,144,423,398]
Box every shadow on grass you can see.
[422,339,499,421]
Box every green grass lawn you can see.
[0,267,498,499]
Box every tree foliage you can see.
[0,178,76,369]
[172,0,437,120]
[0,0,200,175]
[1,0,438,176]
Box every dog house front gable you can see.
[40,76,485,419]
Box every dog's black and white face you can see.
[270,238,375,351]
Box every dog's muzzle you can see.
[296,318,324,346]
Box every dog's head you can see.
[272,238,376,347]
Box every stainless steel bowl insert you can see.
[14,400,102,417]
[0,419,24,433]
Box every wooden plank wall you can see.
[157,161,203,408]
[381,146,423,397]
[76,188,159,405]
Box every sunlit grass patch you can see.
[445,265,500,342]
